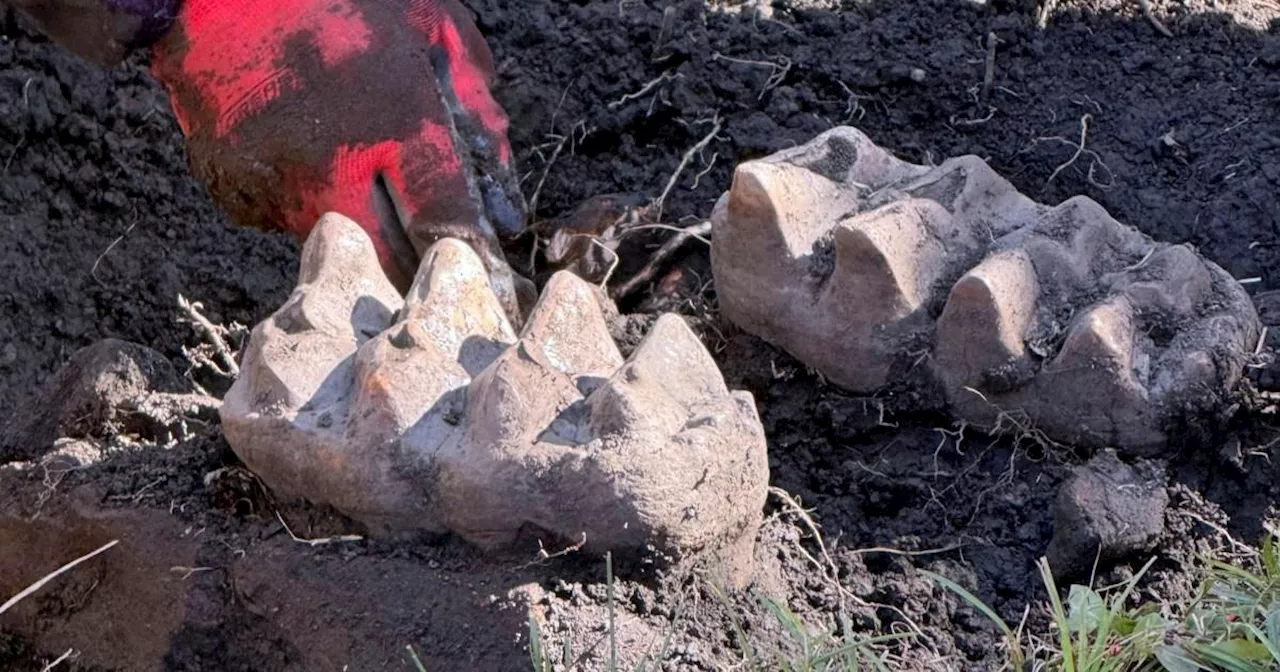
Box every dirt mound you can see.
[2,0,1279,670]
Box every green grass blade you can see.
[1037,557,1076,671]
[1265,605,1280,658]
[919,570,1012,638]
[606,552,618,671]
[1085,556,1157,668]
[526,612,545,672]
[561,636,573,668]
[1209,560,1269,593]
[810,633,911,666]
[760,595,811,649]
[1263,535,1279,580]
[1154,644,1211,672]
[921,568,1024,669]
[406,644,427,672]
[1066,584,1105,639]
[707,580,758,667]
[1191,638,1273,672]
[1243,623,1280,664]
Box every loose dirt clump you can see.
[2,1,1280,670]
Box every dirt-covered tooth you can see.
[274,212,404,339]
[1149,313,1248,400]
[570,312,768,584]
[229,213,402,413]
[346,324,471,445]
[296,213,400,293]
[720,160,852,270]
[905,156,1039,239]
[759,126,927,190]
[465,340,581,449]
[787,198,949,390]
[220,214,407,524]
[586,314,729,441]
[518,271,623,378]
[1010,197,1149,287]
[1119,245,1213,316]
[617,314,730,410]
[828,199,949,322]
[401,238,517,376]
[439,340,588,548]
[935,248,1039,397]
[1052,296,1138,377]
[1035,296,1158,449]
[711,155,858,339]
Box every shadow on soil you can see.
[1,0,1279,669]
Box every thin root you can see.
[612,221,712,301]
[652,115,724,221]
[275,511,363,547]
[39,648,75,672]
[91,217,139,288]
[512,532,588,571]
[608,71,680,110]
[711,52,791,99]
[590,237,621,289]
[1030,114,1116,190]
[177,293,240,377]
[0,540,119,616]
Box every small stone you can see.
[1046,449,1169,579]
[0,338,191,462]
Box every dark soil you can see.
[2,0,1280,670]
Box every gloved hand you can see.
[10,0,531,317]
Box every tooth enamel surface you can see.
[220,214,768,585]
[935,248,1039,411]
[711,126,1261,455]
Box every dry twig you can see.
[981,32,998,101]
[177,293,240,376]
[39,648,75,672]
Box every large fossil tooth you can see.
[221,213,768,585]
[712,126,1261,453]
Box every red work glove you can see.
[12,0,530,316]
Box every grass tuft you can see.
[926,536,1280,671]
